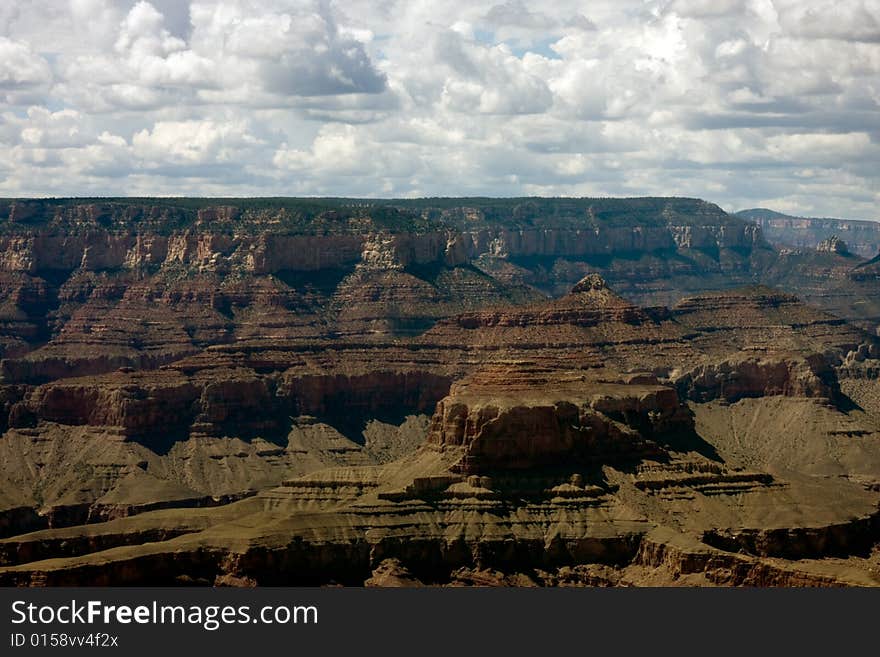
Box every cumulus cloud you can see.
[434,32,553,114]
[132,119,263,165]
[0,37,52,104]
[0,0,876,218]
[15,108,95,148]
[484,1,558,30]
[668,0,748,19]
[777,0,880,42]
[51,0,388,112]
[0,37,51,89]
[191,0,386,97]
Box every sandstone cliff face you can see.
[674,353,839,403]
[0,219,766,277]
[0,199,767,272]
[0,231,368,275]
[280,371,451,421]
[456,222,764,259]
[12,369,452,448]
[22,373,202,435]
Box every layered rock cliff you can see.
[1,198,880,587]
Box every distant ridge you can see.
[0,196,741,235]
[736,208,880,258]
[736,207,878,226]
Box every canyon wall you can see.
[1,197,879,587]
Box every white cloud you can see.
[189,0,386,97]
[17,107,93,148]
[668,0,748,19]
[485,1,557,29]
[132,119,262,164]
[436,37,553,115]
[0,0,875,218]
[0,38,51,89]
[777,0,880,43]
[0,37,52,104]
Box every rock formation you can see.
[818,235,849,255]
[0,197,879,587]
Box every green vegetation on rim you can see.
[0,196,740,235]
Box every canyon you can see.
[0,197,878,587]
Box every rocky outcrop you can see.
[426,374,687,473]
[364,559,424,587]
[442,273,665,331]
[11,369,452,446]
[22,373,201,436]
[674,353,840,403]
[701,512,880,560]
[634,530,870,587]
[280,371,452,423]
[818,235,849,255]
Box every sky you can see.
[0,0,878,218]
